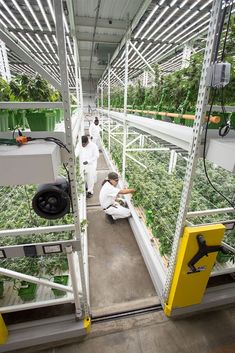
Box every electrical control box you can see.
[0,142,61,186]
[206,137,235,173]
[206,62,231,88]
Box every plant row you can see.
[103,131,235,263]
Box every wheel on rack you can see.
[32,176,70,219]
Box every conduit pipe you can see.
[112,108,220,124]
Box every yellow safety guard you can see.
[83,316,91,333]
[0,314,8,344]
[164,224,225,317]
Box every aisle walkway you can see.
[87,152,159,316]
[40,307,235,353]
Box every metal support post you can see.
[108,55,111,152]
[0,40,11,82]
[97,86,99,111]
[54,0,89,318]
[66,246,82,318]
[73,36,84,134]
[143,70,148,87]
[140,134,145,147]
[101,83,104,140]
[122,40,129,181]
[73,37,80,108]
[101,83,104,108]
[78,66,84,134]
[181,44,192,69]
[168,150,177,174]
[164,0,223,303]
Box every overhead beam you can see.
[80,67,105,73]
[8,28,55,36]
[75,16,127,31]
[100,0,152,82]
[79,61,106,69]
[0,27,61,91]
[77,32,122,44]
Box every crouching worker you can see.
[99,172,135,223]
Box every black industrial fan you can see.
[32,176,70,220]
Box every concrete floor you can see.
[88,208,158,316]
[39,307,235,353]
[87,152,158,316]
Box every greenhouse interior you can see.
[0,0,235,352]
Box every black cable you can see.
[218,0,233,137]
[219,86,230,136]
[203,89,235,209]
[213,0,229,62]
[29,137,70,153]
[221,0,234,62]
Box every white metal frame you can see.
[98,0,235,315]
[0,39,11,81]
[0,0,89,320]
[164,0,223,302]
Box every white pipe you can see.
[0,296,74,313]
[108,58,111,152]
[126,147,169,151]
[110,68,125,86]
[0,267,77,293]
[126,153,148,169]
[187,207,235,218]
[129,41,155,75]
[122,40,129,181]
[110,134,123,146]
[0,224,75,237]
[66,246,82,317]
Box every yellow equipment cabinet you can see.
[164,224,225,317]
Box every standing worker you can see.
[89,117,101,149]
[80,135,99,198]
[99,172,135,223]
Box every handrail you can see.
[109,107,220,124]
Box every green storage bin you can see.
[0,110,9,131]
[15,110,28,130]
[26,111,50,131]
[52,275,69,297]
[18,281,37,301]
[8,111,15,130]
[45,110,56,131]
[56,109,63,123]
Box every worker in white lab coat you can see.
[99,172,135,223]
[80,135,99,198]
[89,117,101,148]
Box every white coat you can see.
[99,181,131,220]
[80,142,99,193]
[89,123,101,147]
